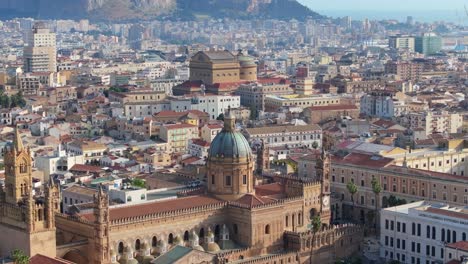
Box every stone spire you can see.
[224,107,236,132]
[13,125,24,152]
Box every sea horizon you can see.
[316,9,467,25]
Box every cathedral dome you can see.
[208,113,252,159]
[206,242,221,252]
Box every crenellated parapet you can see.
[227,195,304,210]
[110,201,228,226]
[284,224,364,252]
[216,246,299,264]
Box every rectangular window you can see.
[385,220,389,230]
[397,222,401,232]
[225,176,231,186]
[211,175,215,184]
[243,175,247,185]
[391,221,394,231]
[402,223,406,233]
[417,224,421,236]
[411,242,415,252]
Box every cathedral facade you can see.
[0,127,60,258]
[0,119,362,264]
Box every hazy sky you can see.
[298,0,467,10]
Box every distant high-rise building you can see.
[406,16,414,25]
[128,24,145,50]
[415,33,442,56]
[389,35,415,52]
[23,22,57,73]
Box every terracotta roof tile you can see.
[235,194,277,207]
[255,183,285,197]
[69,164,102,173]
[332,153,394,168]
[30,254,75,264]
[81,195,224,221]
[446,241,468,251]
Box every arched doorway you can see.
[214,225,220,242]
[135,239,141,250]
[168,233,174,244]
[199,228,205,238]
[310,208,317,219]
[184,231,189,241]
[152,236,157,247]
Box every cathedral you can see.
[0,127,60,258]
[0,117,362,264]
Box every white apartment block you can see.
[150,79,185,95]
[360,92,397,118]
[190,94,241,120]
[244,124,322,149]
[23,23,57,73]
[380,201,468,264]
[408,111,463,136]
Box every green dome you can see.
[209,131,252,159]
[209,112,252,159]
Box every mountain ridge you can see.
[0,0,322,21]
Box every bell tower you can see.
[4,126,32,205]
[92,186,110,264]
[0,127,58,258]
[316,150,331,225]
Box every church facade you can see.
[0,119,363,264]
[0,127,60,258]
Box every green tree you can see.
[131,178,146,188]
[346,181,358,220]
[308,215,322,264]
[11,249,29,264]
[216,113,225,121]
[371,177,382,228]
[311,141,319,149]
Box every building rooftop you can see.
[245,124,321,135]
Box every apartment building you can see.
[330,153,468,224]
[385,61,423,81]
[244,124,322,149]
[237,81,293,111]
[159,123,198,153]
[67,140,107,164]
[408,111,463,135]
[264,94,344,111]
[380,201,468,264]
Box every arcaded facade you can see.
[0,121,362,264]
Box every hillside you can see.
[0,0,322,21]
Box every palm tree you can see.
[308,215,322,264]
[11,249,29,264]
[371,177,382,229]
[346,181,358,221]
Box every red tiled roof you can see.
[81,195,224,221]
[154,110,186,117]
[190,138,210,147]
[446,241,468,251]
[30,254,75,264]
[235,194,277,207]
[425,207,468,221]
[255,183,285,197]
[372,119,397,129]
[332,153,394,168]
[308,105,357,111]
[181,156,202,165]
[69,164,102,173]
[164,123,197,130]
